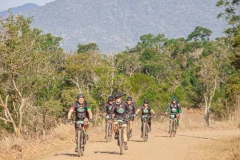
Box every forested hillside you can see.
[23,0,227,52]
[0,0,240,138]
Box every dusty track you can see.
[36,129,240,160]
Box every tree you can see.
[187,26,213,42]
[0,14,63,137]
[77,43,99,53]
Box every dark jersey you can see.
[139,106,153,116]
[70,101,91,120]
[110,101,130,119]
[101,102,114,115]
[165,102,182,114]
[125,102,137,115]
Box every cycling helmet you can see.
[77,94,84,99]
[172,97,177,101]
[126,96,132,101]
[143,99,149,104]
[114,93,122,98]
[108,96,114,101]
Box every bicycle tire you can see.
[77,130,81,157]
[173,119,177,137]
[106,123,109,143]
[127,121,130,141]
[119,129,123,155]
[145,124,148,142]
[170,119,173,138]
[80,130,85,156]
[108,123,112,142]
[143,123,146,142]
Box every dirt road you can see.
[35,129,240,160]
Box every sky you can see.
[0,0,55,12]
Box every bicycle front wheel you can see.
[169,119,173,138]
[119,129,123,155]
[77,130,81,157]
[80,130,85,156]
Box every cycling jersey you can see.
[125,101,137,116]
[70,101,91,120]
[165,102,182,114]
[110,101,130,119]
[139,106,153,116]
[101,102,114,115]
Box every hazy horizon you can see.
[0,0,54,12]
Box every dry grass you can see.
[186,137,240,160]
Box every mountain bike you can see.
[114,115,136,155]
[126,114,136,141]
[141,115,154,142]
[70,120,92,157]
[168,114,178,138]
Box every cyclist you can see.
[109,93,130,150]
[135,99,155,138]
[125,96,137,138]
[67,94,93,152]
[100,96,114,139]
[165,97,182,132]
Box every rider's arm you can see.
[100,103,107,114]
[67,107,75,119]
[165,103,171,113]
[150,108,155,115]
[109,105,115,118]
[87,105,93,119]
[135,108,141,115]
[177,103,183,114]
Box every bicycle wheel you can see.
[77,130,81,157]
[173,120,177,137]
[143,123,146,142]
[106,123,109,143]
[108,123,112,142]
[80,130,85,156]
[119,129,123,155]
[145,124,148,142]
[127,121,130,141]
[170,119,173,138]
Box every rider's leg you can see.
[104,118,107,139]
[84,118,89,141]
[148,119,152,132]
[176,114,180,126]
[129,121,133,132]
[141,121,143,138]
[113,121,118,139]
[122,124,128,150]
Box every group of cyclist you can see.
[67,93,182,152]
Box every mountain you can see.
[23,0,227,52]
[0,3,39,17]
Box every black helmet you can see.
[108,96,114,101]
[77,94,84,99]
[114,93,122,98]
[126,96,132,101]
[143,99,149,104]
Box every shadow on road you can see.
[54,153,78,157]
[94,151,120,155]
[93,140,107,143]
[154,135,169,138]
[178,135,216,140]
[130,139,143,142]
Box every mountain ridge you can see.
[0,3,40,17]
[21,0,228,52]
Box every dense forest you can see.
[0,0,240,138]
